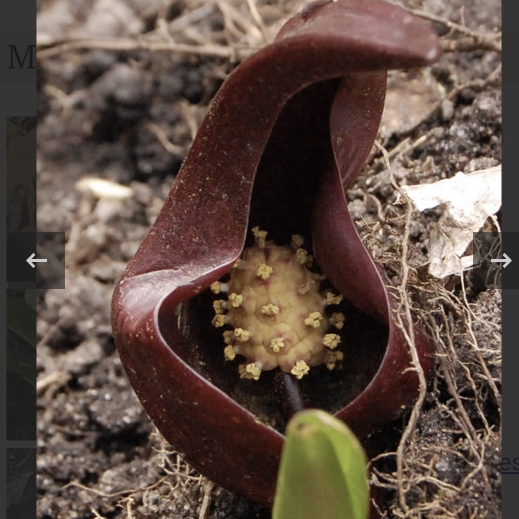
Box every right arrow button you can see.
[491,253,512,268]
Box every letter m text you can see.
[8,45,36,69]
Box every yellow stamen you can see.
[224,345,236,361]
[213,300,227,314]
[252,227,268,248]
[256,263,273,280]
[270,337,285,352]
[239,362,262,380]
[326,351,344,370]
[291,234,305,248]
[261,303,280,316]
[291,360,310,379]
[325,292,343,305]
[212,314,227,327]
[234,328,253,342]
[223,330,234,344]
[228,293,243,307]
[304,311,324,328]
[211,281,229,294]
[296,248,308,265]
[330,312,345,329]
[297,281,315,295]
[323,333,341,349]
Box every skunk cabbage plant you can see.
[112,0,441,506]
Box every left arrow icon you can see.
[27,253,48,268]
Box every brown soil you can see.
[36,1,501,518]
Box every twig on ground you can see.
[37,37,255,60]
[198,479,215,519]
[409,9,501,53]
[375,140,428,514]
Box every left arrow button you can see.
[26,253,48,268]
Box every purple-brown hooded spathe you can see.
[112,0,441,507]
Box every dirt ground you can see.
[36,1,501,518]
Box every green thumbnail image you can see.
[7,448,36,515]
[7,289,36,440]
[7,117,36,233]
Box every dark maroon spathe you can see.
[112,0,441,506]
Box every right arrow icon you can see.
[491,253,512,268]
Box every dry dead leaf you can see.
[402,165,501,278]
